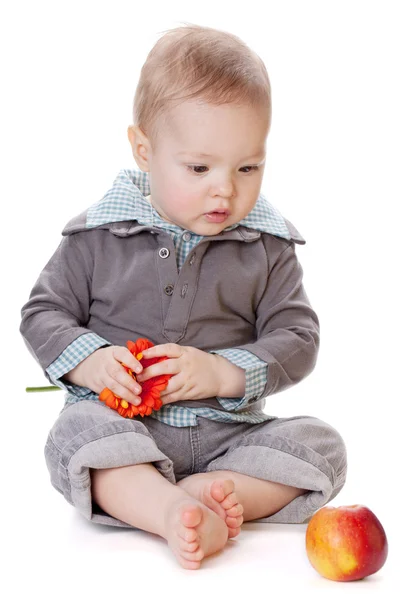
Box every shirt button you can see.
[159,247,170,259]
[182,231,192,242]
[164,284,174,296]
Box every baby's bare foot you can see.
[177,476,244,538]
[164,499,229,570]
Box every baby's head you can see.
[128,24,271,236]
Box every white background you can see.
[1,1,399,598]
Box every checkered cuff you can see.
[46,332,112,397]
[210,348,268,411]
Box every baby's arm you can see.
[202,239,318,408]
[21,234,94,368]
[20,233,142,404]
[234,238,320,398]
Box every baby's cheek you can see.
[169,194,198,217]
[170,184,193,204]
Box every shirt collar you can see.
[86,168,302,243]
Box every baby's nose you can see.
[214,179,235,198]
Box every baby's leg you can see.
[45,402,229,570]
[178,470,306,521]
[184,416,347,524]
[91,463,229,570]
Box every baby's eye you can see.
[240,166,259,173]
[187,165,209,174]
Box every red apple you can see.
[305,505,388,581]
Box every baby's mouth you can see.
[204,209,231,222]
[205,209,231,216]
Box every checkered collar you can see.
[77,168,304,243]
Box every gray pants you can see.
[44,400,347,527]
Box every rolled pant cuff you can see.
[206,440,345,524]
[46,419,175,528]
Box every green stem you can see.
[26,386,60,392]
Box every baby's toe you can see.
[177,523,199,544]
[228,526,242,539]
[220,491,240,511]
[181,504,203,528]
[179,538,200,553]
[226,514,244,529]
[178,557,202,570]
[210,479,235,503]
[226,503,244,517]
[179,546,205,562]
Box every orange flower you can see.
[99,338,171,419]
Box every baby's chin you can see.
[181,214,237,236]
[184,221,232,237]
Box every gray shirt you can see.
[20,169,319,426]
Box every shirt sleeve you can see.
[20,233,98,371]
[233,239,320,398]
[210,348,268,411]
[46,332,111,397]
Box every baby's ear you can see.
[127,125,151,171]
[127,124,138,143]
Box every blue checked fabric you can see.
[46,168,293,426]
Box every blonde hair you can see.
[133,23,271,149]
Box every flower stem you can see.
[26,386,60,392]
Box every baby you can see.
[20,24,347,569]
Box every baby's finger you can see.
[104,361,142,403]
[112,346,143,374]
[159,377,184,404]
[105,375,142,405]
[141,343,183,359]
[136,358,178,383]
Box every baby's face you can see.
[144,100,269,236]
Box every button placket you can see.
[162,240,210,343]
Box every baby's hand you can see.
[63,346,143,405]
[137,343,221,404]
